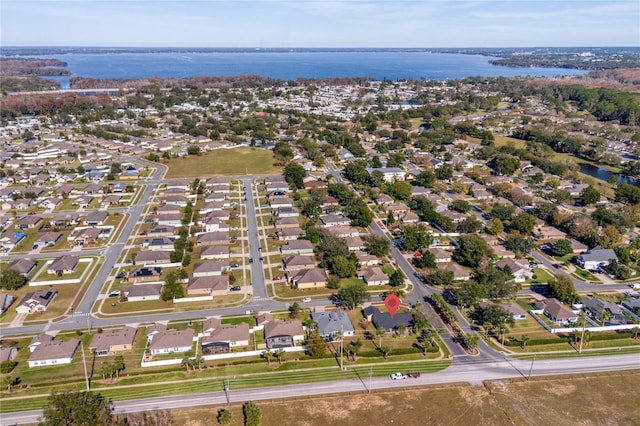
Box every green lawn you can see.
[165,148,282,178]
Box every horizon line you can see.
[2,45,639,50]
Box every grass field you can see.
[169,370,640,426]
[165,148,282,178]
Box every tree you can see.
[450,200,470,213]
[305,329,328,358]
[486,217,504,235]
[40,391,118,426]
[260,350,272,367]
[616,182,640,204]
[458,333,479,351]
[435,164,453,180]
[458,216,482,234]
[454,234,494,268]
[243,401,262,426]
[504,234,536,257]
[187,144,201,156]
[283,162,306,190]
[327,275,341,289]
[552,239,573,257]
[471,305,515,334]
[401,224,433,251]
[414,251,436,269]
[331,255,357,278]
[386,210,395,225]
[494,155,521,176]
[581,185,600,205]
[217,408,233,425]
[161,272,185,301]
[345,340,363,361]
[520,334,530,349]
[491,203,516,222]
[0,269,27,290]
[452,280,486,307]
[414,171,435,188]
[338,281,370,309]
[364,235,390,256]
[424,269,454,287]
[595,225,622,249]
[289,302,301,319]
[512,213,536,235]
[547,274,580,305]
[389,269,405,287]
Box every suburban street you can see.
[2,353,638,425]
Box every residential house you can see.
[196,232,230,246]
[135,250,172,265]
[495,258,533,283]
[202,317,222,335]
[143,237,175,251]
[356,252,379,266]
[147,327,194,356]
[276,207,300,218]
[202,218,230,233]
[74,227,102,246]
[27,338,80,367]
[320,214,350,228]
[311,311,355,340]
[362,306,413,333]
[264,319,305,349]
[156,214,182,227]
[89,326,138,356]
[427,248,452,263]
[325,226,359,238]
[274,217,300,229]
[122,284,162,301]
[577,247,618,271]
[280,240,314,255]
[345,235,366,251]
[365,167,406,182]
[200,246,230,260]
[201,323,250,354]
[582,296,628,325]
[288,268,328,289]
[621,297,640,315]
[537,299,578,325]
[187,276,229,296]
[8,258,37,277]
[499,302,528,320]
[0,293,16,314]
[15,290,57,314]
[278,227,303,241]
[126,267,162,283]
[84,211,109,226]
[34,231,63,248]
[0,347,18,362]
[17,215,42,230]
[283,255,316,271]
[192,261,230,277]
[439,263,472,281]
[358,268,390,286]
[47,255,79,275]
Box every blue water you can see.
[35,51,587,85]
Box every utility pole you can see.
[579,310,587,354]
[224,379,230,404]
[81,342,90,391]
[369,367,372,394]
[527,355,536,381]
[340,325,344,371]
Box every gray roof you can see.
[311,311,355,338]
[578,247,617,263]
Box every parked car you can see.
[230,286,241,291]
[301,297,312,302]
[108,291,120,298]
[629,283,640,289]
[273,276,282,281]
[230,263,240,268]
[390,373,408,380]
[115,272,126,279]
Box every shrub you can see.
[217,408,232,425]
[243,401,261,426]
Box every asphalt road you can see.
[243,178,267,300]
[3,353,638,425]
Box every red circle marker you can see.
[385,294,401,318]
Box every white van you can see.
[629,283,640,289]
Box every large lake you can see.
[32,50,588,88]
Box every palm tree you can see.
[379,346,390,360]
[423,328,438,347]
[412,315,427,335]
[261,350,272,367]
[376,327,386,348]
[632,327,640,340]
[181,357,193,374]
[598,310,611,325]
[397,325,407,337]
[520,334,530,349]
[271,348,285,366]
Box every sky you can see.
[1,0,639,48]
